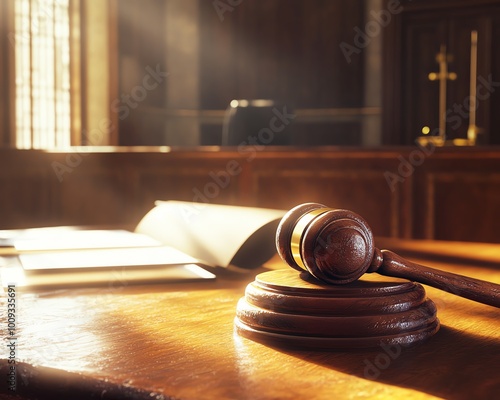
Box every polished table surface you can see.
[0,238,499,399]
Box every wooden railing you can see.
[1,146,499,243]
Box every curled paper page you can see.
[135,201,286,268]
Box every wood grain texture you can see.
[0,239,499,399]
[378,250,500,307]
[236,269,439,348]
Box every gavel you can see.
[276,203,500,308]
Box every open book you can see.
[0,201,285,290]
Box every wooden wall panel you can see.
[134,165,242,224]
[291,122,362,146]
[1,148,500,243]
[199,0,365,110]
[491,15,500,145]
[413,149,500,242]
[116,0,167,145]
[418,172,500,242]
[251,170,400,238]
[0,172,51,228]
[247,150,412,238]
[54,171,130,226]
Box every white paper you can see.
[1,260,215,290]
[13,229,161,252]
[19,246,197,271]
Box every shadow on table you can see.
[277,324,500,400]
[0,361,160,400]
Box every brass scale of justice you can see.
[235,203,500,349]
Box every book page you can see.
[135,201,286,268]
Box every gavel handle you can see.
[378,250,500,308]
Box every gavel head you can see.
[276,203,380,284]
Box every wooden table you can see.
[1,238,499,399]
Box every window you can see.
[3,0,116,149]
[13,0,72,148]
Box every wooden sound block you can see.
[235,269,440,349]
